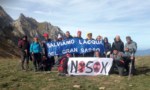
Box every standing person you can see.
[30,37,42,72]
[75,30,83,39]
[74,30,83,57]
[124,36,137,75]
[96,35,105,57]
[64,31,73,40]
[84,33,94,57]
[42,33,55,71]
[112,35,124,53]
[96,35,103,42]
[55,34,63,66]
[18,36,30,71]
[57,34,63,41]
[104,37,111,57]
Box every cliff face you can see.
[12,13,64,41]
[0,6,64,57]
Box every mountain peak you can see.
[0,5,13,28]
[19,13,26,20]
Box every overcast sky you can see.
[0,0,150,50]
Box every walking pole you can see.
[128,53,134,80]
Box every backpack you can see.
[58,56,68,73]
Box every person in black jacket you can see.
[104,37,111,57]
[18,36,30,71]
[63,31,73,40]
[112,35,124,53]
[42,33,55,71]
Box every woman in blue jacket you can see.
[30,37,42,71]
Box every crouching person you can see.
[30,37,42,72]
[39,55,48,71]
[58,53,72,76]
[110,49,125,76]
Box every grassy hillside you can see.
[0,56,150,90]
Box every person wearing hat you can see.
[18,35,30,71]
[84,33,95,57]
[30,37,42,71]
[57,34,63,41]
[42,33,55,71]
[87,33,93,40]
[124,36,137,75]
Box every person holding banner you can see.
[96,35,105,57]
[84,33,95,57]
[42,33,55,71]
[57,34,63,41]
[74,30,84,57]
[30,37,42,72]
[64,31,73,40]
[96,35,103,42]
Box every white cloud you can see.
[2,5,27,11]
[1,0,150,49]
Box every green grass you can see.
[0,56,150,90]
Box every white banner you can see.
[67,58,113,76]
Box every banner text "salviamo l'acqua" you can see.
[46,38,105,56]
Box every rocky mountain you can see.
[0,6,64,58]
[12,13,64,41]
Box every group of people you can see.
[18,30,137,76]
[18,33,55,72]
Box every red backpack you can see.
[58,57,68,73]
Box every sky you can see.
[0,0,150,50]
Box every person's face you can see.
[97,36,102,41]
[34,38,38,42]
[126,38,131,44]
[66,32,70,37]
[116,36,120,42]
[44,36,48,40]
[88,34,92,39]
[95,51,100,57]
[104,39,107,43]
[23,37,26,41]
[77,32,81,37]
[113,50,118,55]
[58,38,62,41]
